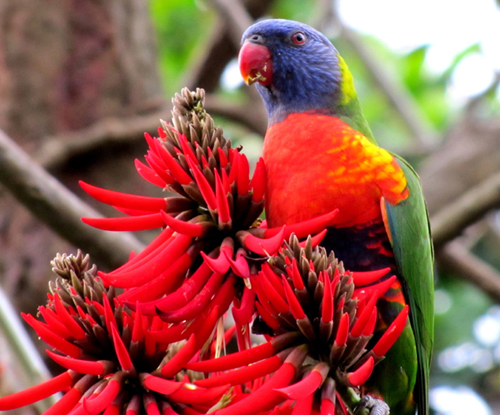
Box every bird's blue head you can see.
[239,19,351,125]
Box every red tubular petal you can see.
[255,301,280,330]
[372,305,409,357]
[215,170,232,225]
[194,303,224,350]
[214,346,307,415]
[81,213,164,232]
[149,321,189,344]
[288,258,305,291]
[38,306,71,339]
[282,276,306,320]
[362,306,378,336]
[135,158,167,187]
[103,404,120,415]
[187,332,299,372]
[145,154,175,185]
[261,263,286,298]
[0,371,73,410]
[169,384,229,405]
[158,126,167,138]
[83,373,124,415]
[250,157,266,203]
[158,272,225,322]
[159,306,223,376]
[278,362,329,400]
[228,150,239,185]
[102,294,117,339]
[79,181,167,211]
[161,210,205,237]
[102,233,192,288]
[178,134,199,166]
[110,227,173,275]
[321,271,334,324]
[350,290,379,338]
[137,261,213,314]
[22,313,82,358]
[119,251,194,303]
[292,392,314,415]
[224,248,250,278]
[194,354,283,388]
[53,294,86,340]
[125,395,141,415]
[353,275,397,300]
[131,305,143,343]
[46,350,109,376]
[320,379,336,415]
[335,313,350,347]
[350,267,391,287]
[239,226,285,256]
[347,356,374,387]
[236,154,250,195]
[232,285,256,326]
[140,374,183,395]
[110,323,134,371]
[154,139,193,186]
[217,147,228,168]
[187,158,217,210]
[260,271,289,314]
[265,210,338,239]
[43,385,83,415]
[143,393,161,415]
[200,251,230,274]
[160,333,198,377]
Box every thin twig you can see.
[438,240,500,304]
[431,171,500,249]
[0,129,144,270]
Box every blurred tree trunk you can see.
[0,0,163,313]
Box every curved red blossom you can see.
[0,251,229,415]
[189,236,408,415]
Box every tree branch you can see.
[438,240,500,304]
[431,171,500,249]
[207,0,253,48]
[0,129,144,270]
[35,107,172,170]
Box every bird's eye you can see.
[250,34,263,43]
[292,32,306,45]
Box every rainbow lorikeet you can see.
[239,19,434,415]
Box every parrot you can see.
[238,19,434,415]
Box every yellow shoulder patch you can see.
[338,54,357,105]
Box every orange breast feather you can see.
[262,113,408,228]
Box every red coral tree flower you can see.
[187,236,409,415]
[0,251,230,415]
[79,88,335,323]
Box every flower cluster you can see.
[186,236,408,414]
[0,251,230,414]
[0,88,406,415]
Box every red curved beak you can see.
[238,41,273,86]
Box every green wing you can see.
[383,154,434,415]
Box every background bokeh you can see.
[0,0,499,414]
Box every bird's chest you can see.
[262,113,408,228]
